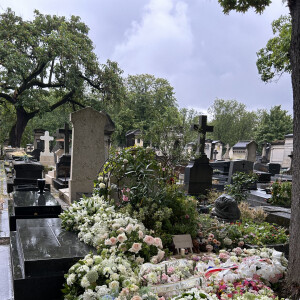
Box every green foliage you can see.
[225,172,258,203]
[257,15,291,82]
[208,99,258,146]
[94,147,198,245]
[254,105,293,147]
[218,0,271,14]
[269,180,292,207]
[0,9,124,145]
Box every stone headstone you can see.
[33,129,45,151]
[227,160,254,184]
[223,144,230,160]
[40,131,55,167]
[69,107,114,202]
[253,162,268,173]
[53,154,71,190]
[212,194,240,221]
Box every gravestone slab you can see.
[69,107,112,202]
[9,191,61,230]
[268,163,281,176]
[53,154,71,190]
[11,218,95,300]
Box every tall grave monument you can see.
[69,107,115,202]
[184,115,213,195]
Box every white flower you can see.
[109,280,119,290]
[81,276,90,288]
[67,273,76,285]
[99,183,106,189]
[97,176,103,182]
[85,258,93,266]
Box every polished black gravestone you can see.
[7,160,44,193]
[9,191,61,231]
[53,154,71,190]
[11,218,95,300]
[268,163,281,176]
[184,155,213,196]
[210,160,230,191]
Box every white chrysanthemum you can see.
[82,289,97,300]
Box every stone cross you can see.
[192,115,214,156]
[40,131,54,155]
[59,123,72,154]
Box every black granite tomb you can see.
[210,160,230,191]
[11,218,95,300]
[9,191,61,231]
[53,154,71,190]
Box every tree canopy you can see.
[208,98,258,146]
[0,9,123,146]
[256,15,291,82]
[254,105,293,146]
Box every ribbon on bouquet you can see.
[205,265,238,278]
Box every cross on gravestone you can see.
[59,123,72,154]
[27,144,34,152]
[192,115,214,156]
[40,131,54,155]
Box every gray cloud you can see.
[1,0,292,114]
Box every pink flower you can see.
[238,241,244,247]
[153,237,163,248]
[143,235,154,245]
[167,266,175,274]
[104,239,112,246]
[138,230,144,239]
[157,249,165,261]
[122,195,129,202]
[131,296,142,300]
[117,233,127,243]
[126,188,130,193]
[110,237,117,245]
[159,297,165,300]
[185,214,190,219]
[161,273,168,282]
[162,168,166,171]
[129,243,142,253]
[208,233,214,239]
[125,224,133,233]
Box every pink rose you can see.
[138,230,144,239]
[117,233,127,243]
[110,237,117,245]
[167,266,175,274]
[125,224,133,234]
[104,239,112,246]
[153,237,163,248]
[157,249,165,261]
[129,243,142,253]
[122,195,129,202]
[143,235,154,245]
[131,296,142,300]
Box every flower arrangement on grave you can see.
[196,215,288,252]
[61,192,288,299]
[94,146,199,245]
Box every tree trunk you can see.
[287,1,300,298]
[8,107,32,147]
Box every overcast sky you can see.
[0,0,292,116]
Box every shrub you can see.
[238,201,267,223]
[269,181,292,207]
[225,172,257,203]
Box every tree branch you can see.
[18,61,48,95]
[0,92,16,104]
[27,80,64,89]
[80,74,103,91]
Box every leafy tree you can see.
[256,15,291,82]
[208,98,258,146]
[0,9,123,147]
[218,0,300,297]
[100,74,180,147]
[254,105,293,146]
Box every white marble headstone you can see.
[40,131,55,166]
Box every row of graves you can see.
[0,111,290,299]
